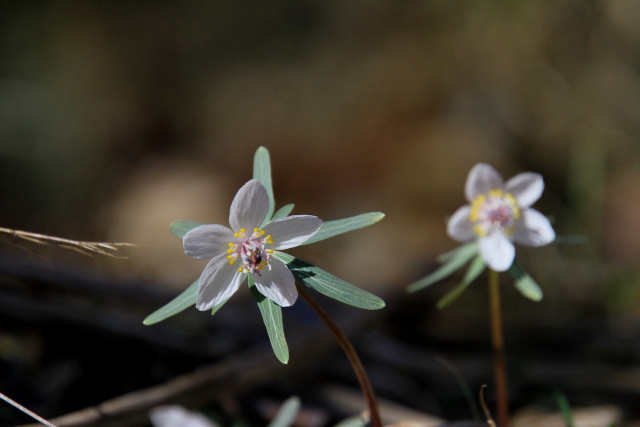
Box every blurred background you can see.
[1,0,640,425]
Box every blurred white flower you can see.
[183,179,322,309]
[149,405,218,427]
[447,163,555,271]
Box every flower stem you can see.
[296,284,383,427]
[488,269,509,426]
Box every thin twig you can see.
[0,391,58,427]
[479,385,496,427]
[296,283,383,427]
[488,269,509,426]
[0,227,137,258]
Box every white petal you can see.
[505,172,544,208]
[512,208,555,247]
[263,215,322,250]
[196,254,244,310]
[229,179,270,231]
[479,232,515,272]
[447,205,475,242]
[253,258,297,307]
[183,224,235,260]
[465,163,504,202]
[149,405,217,427]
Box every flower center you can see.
[469,189,520,237]
[226,228,274,276]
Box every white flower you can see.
[447,163,555,272]
[183,179,322,310]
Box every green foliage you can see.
[303,212,385,245]
[169,220,204,239]
[143,279,198,325]
[267,396,300,427]
[437,254,485,309]
[272,203,295,221]
[143,279,229,325]
[508,261,543,301]
[249,276,289,364]
[407,242,478,293]
[254,146,276,226]
[409,240,545,306]
[274,252,385,310]
[553,389,575,427]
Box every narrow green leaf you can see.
[407,243,478,293]
[211,298,229,316]
[170,220,204,239]
[267,396,300,427]
[253,147,275,225]
[553,390,575,427]
[437,242,478,263]
[272,204,295,221]
[437,254,485,309]
[249,276,289,364]
[274,252,385,310]
[302,212,385,245]
[508,262,543,301]
[143,279,198,325]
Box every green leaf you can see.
[253,146,275,226]
[143,279,199,325]
[437,254,485,309]
[436,241,478,263]
[407,242,478,293]
[211,298,229,316]
[249,276,289,364]
[272,204,295,221]
[302,212,385,245]
[170,220,204,239]
[508,262,543,301]
[553,390,575,427]
[274,252,385,310]
[267,396,300,427]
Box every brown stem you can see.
[296,284,383,427]
[488,269,509,426]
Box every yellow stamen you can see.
[504,193,521,219]
[266,249,274,254]
[470,194,485,222]
[488,189,503,198]
[474,224,487,237]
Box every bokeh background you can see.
[1,1,640,425]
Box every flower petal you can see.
[512,208,555,247]
[253,258,297,307]
[229,179,270,232]
[263,215,322,250]
[183,224,235,260]
[465,163,504,201]
[479,232,515,272]
[196,254,245,310]
[447,205,476,242]
[506,172,544,208]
